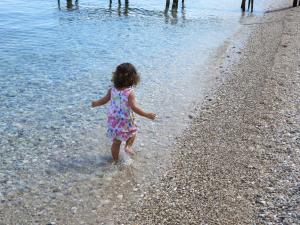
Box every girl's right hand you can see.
[146,112,156,120]
[91,101,97,108]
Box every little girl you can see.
[92,63,156,161]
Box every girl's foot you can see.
[125,146,135,155]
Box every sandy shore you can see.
[119,6,300,225]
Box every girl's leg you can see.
[111,139,122,161]
[125,134,136,155]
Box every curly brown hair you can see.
[112,63,140,89]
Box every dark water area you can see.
[0,0,283,203]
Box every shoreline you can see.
[1,2,299,224]
[120,5,300,225]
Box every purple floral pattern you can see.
[107,87,137,141]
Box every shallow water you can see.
[0,0,286,202]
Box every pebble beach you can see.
[1,1,300,225]
[119,5,300,225]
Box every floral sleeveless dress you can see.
[107,87,138,141]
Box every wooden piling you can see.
[165,0,170,11]
[66,0,73,9]
[241,0,246,12]
[293,0,298,7]
[125,0,129,15]
[172,0,179,11]
[241,0,254,12]
[248,0,254,12]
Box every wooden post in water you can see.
[241,0,246,11]
[181,0,185,21]
[241,0,254,12]
[57,0,79,9]
[66,0,73,9]
[125,0,129,15]
[293,0,298,7]
[248,0,254,12]
[117,0,121,16]
[165,0,170,11]
[172,0,179,11]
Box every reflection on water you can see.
[58,0,183,13]
[56,0,197,25]
[58,0,186,22]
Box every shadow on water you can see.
[50,154,113,174]
[265,6,294,13]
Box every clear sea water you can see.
[0,0,286,200]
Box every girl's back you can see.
[108,87,134,120]
[91,62,155,161]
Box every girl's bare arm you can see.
[128,92,156,120]
[91,89,111,107]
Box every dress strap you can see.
[122,87,133,97]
